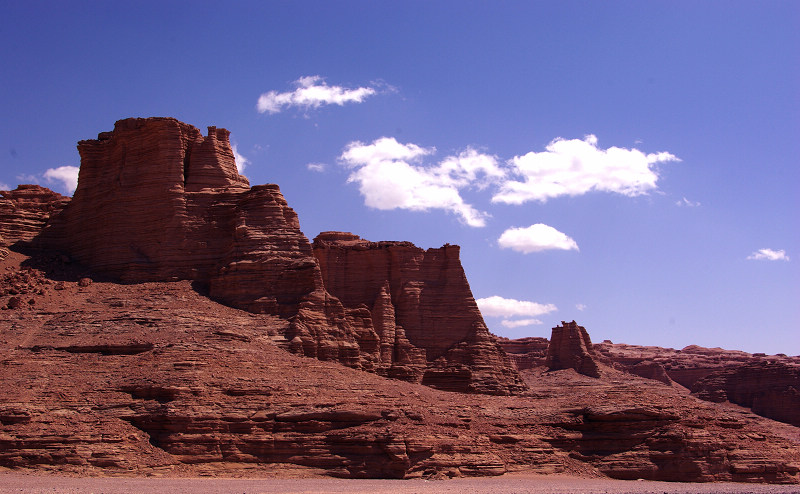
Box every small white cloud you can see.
[476,295,557,318]
[307,163,326,173]
[43,166,79,195]
[339,137,500,227]
[257,75,378,114]
[576,304,587,312]
[498,224,579,254]
[747,248,790,262]
[0,182,10,191]
[500,318,544,328]
[676,197,700,207]
[232,143,249,174]
[492,135,680,204]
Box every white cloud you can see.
[307,163,326,173]
[257,75,378,114]
[500,318,544,328]
[232,143,249,174]
[43,166,79,195]
[676,197,700,207]
[576,304,587,312]
[339,137,501,227]
[476,295,557,318]
[0,182,9,191]
[492,135,680,204]
[498,224,579,254]
[747,248,790,262]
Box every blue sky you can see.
[2,1,798,355]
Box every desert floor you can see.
[1,473,800,494]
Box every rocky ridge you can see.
[1,117,798,482]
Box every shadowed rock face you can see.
[692,361,800,427]
[21,117,524,395]
[545,320,600,378]
[0,185,69,245]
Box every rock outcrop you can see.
[312,232,526,394]
[0,185,69,245]
[29,117,523,395]
[692,361,800,427]
[545,321,600,378]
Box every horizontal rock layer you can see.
[1,261,797,482]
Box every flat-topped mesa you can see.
[312,232,527,395]
[546,320,601,378]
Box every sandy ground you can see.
[1,473,800,494]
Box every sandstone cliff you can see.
[313,232,526,394]
[27,117,523,395]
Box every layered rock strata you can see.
[0,185,69,245]
[312,232,526,394]
[545,320,600,378]
[1,258,798,482]
[692,361,800,427]
[29,117,523,395]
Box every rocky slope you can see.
[1,248,798,482]
[4,117,523,396]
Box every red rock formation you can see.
[545,320,600,378]
[31,118,524,395]
[692,361,800,427]
[312,232,526,395]
[0,185,69,245]
[496,336,549,370]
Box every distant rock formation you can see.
[545,320,600,377]
[23,117,524,395]
[0,185,69,245]
[692,361,800,427]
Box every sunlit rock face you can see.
[312,231,527,395]
[32,117,525,395]
[545,320,601,378]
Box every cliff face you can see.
[0,185,70,245]
[29,117,523,395]
[312,232,526,394]
[692,361,800,427]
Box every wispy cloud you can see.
[257,76,379,114]
[493,135,680,204]
[576,303,587,312]
[498,224,579,253]
[676,197,700,207]
[339,137,502,227]
[747,248,790,262]
[232,143,249,174]
[43,166,79,195]
[0,182,9,191]
[307,163,327,173]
